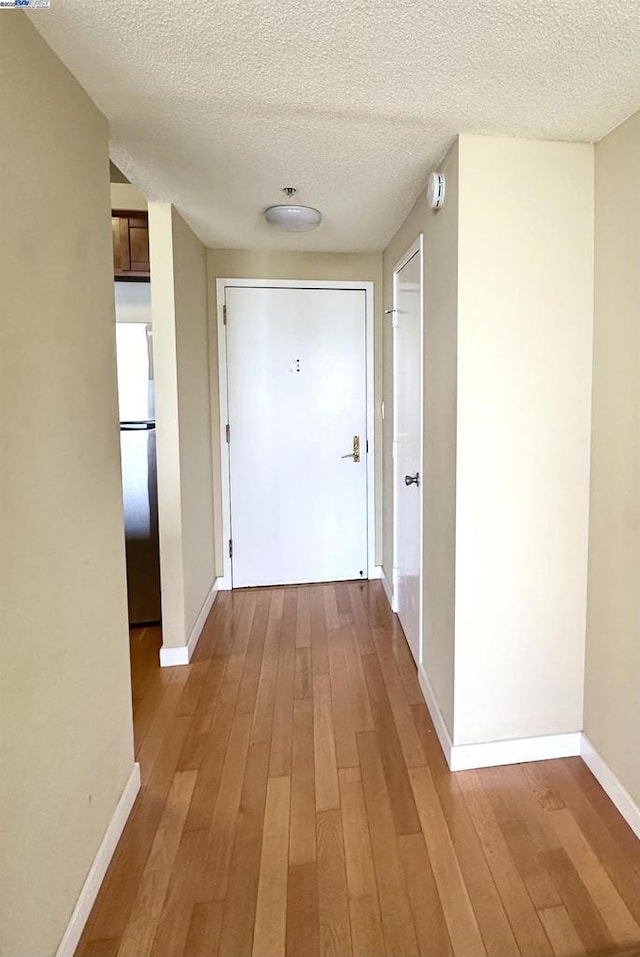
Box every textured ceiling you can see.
[30,0,640,252]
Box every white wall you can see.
[149,204,216,651]
[0,15,135,956]
[453,135,594,745]
[584,111,640,808]
[382,140,459,736]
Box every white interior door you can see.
[394,245,422,663]
[225,286,368,587]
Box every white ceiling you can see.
[31,0,640,253]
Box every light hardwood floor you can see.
[76,582,640,957]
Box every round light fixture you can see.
[264,204,322,232]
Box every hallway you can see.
[76,583,640,957]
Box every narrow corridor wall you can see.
[0,14,135,956]
[584,111,640,809]
[382,135,594,752]
[150,204,217,654]
[382,140,460,738]
[454,135,594,745]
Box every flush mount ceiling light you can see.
[264,187,322,232]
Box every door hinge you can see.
[225,423,230,443]
[223,303,227,325]
[228,538,233,559]
[366,439,369,453]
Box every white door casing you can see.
[393,239,423,664]
[217,280,375,589]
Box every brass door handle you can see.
[341,435,360,463]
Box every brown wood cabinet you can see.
[112,210,150,279]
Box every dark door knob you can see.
[404,473,420,487]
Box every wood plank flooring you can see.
[76,582,640,957]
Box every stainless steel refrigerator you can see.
[116,294,161,626]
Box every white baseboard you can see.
[415,670,640,830]
[417,664,582,771]
[369,565,383,580]
[418,663,454,765]
[55,763,140,957]
[377,582,613,780]
[379,567,396,612]
[159,578,220,667]
[449,731,582,771]
[159,644,191,667]
[581,735,640,839]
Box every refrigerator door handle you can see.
[120,421,156,431]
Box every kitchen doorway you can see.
[115,281,161,626]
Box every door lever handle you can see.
[404,473,420,487]
[341,435,360,463]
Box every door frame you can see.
[216,277,376,590]
[391,237,424,664]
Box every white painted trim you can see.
[55,763,141,957]
[216,278,376,587]
[159,578,220,667]
[364,283,376,579]
[390,568,400,613]
[369,564,383,580]
[581,735,640,839]
[216,279,233,590]
[383,558,585,774]
[159,644,190,667]
[380,567,395,611]
[391,237,424,661]
[449,731,582,772]
[418,663,453,767]
[418,663,582,772]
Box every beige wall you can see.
[382,140,460,735]
[110,182,147,211]
[206,249,383,575]
[454,135,594,744]
[584,112,640,806]
[150,204,216,649]
[0,15,135,957]
[381,135,595,746]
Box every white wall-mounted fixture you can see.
[264,204,322,231]
[426,171,446,210]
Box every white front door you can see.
[225,286,368,587]
[394,245,422,663]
